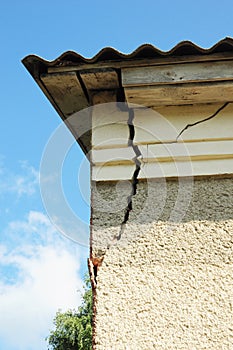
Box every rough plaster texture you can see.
[91,178,233,349]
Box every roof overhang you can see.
[22,38,233,157]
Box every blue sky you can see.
[1,0,233,349]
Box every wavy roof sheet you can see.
[22,37,233,73]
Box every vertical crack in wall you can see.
[91,108,142,283]
[112,108,142,242]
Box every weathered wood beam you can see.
[80,68,119,90]
[125,82,233,106]
[91,90,118,105]
[40,72,89,116]
[41,72,91,153]
[122,60,233,86]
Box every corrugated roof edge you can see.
[22,37,233,75]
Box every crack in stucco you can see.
[110,108,142,243]
[176,102,230,141]
[92,108,142,279]
[91,108,142,282]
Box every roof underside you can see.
[22,37,233,154]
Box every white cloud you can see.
[6,210,56,247]
[0,159,38,197]
[0,211,87,350]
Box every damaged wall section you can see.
[91,177,233,349]
[90,101,233,350]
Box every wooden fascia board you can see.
[122,60,233,87]
[122,59,233,106]
[124,82,233,107]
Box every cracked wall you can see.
[91,177,233,349]
[92,103,233,181]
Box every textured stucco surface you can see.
[91,178,233,349]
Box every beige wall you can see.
[91,177,233,349]
[92,103,233,181]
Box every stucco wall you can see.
[91,177,233,349]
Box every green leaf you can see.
[47,274,92,350]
